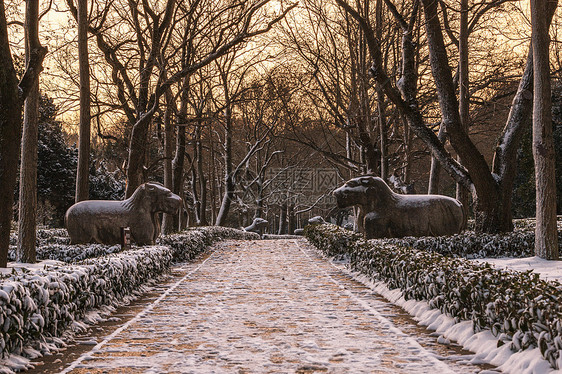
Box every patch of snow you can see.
[474,256,562,283]
[0,354,34,373]
[0,260,66,276]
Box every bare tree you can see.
[172,76,191,228]
[75,0,90,203]
[65,0,292,197]
[214,54,279,226]
[0,0,47,267]
[531,0,558,259]
[17,0,46,263]
[336,0,557,234]
[456,0,470,211]
[281,0,386,176]
[161,74,176,234]
[183,71,214,226]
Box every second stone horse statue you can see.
[333,176,465,239]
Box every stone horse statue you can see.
[333,176,465,239]
[244,217,268,235]
[65,182,182,245]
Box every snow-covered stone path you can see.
[53,239,491,373]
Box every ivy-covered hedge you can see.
[304,223,562,369]
[0,227,258,360]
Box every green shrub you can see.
[0,227,258,360]
[305,223,562,369]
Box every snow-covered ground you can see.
[473,256,562,283]
[0,260,66,276]
[2,239,562,373]
[337,255,562,374]
[51,239,473,373]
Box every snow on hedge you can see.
[304,223,562,370]
[374,218,562,259]
[0,227,258,369]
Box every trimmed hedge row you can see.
[8,243,124,264]
[378,218,562,259]
[381,230,538,259]
[0,227,258,359]
[7,226,260,264]
[304,223,562,369]
[0,246,174,358]
[8,229,111,263]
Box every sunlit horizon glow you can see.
[5,0,560,139]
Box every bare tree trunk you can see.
[18,82,39,263]
[161,89,175,234]
[75,0,90,203]
[197,124,208,225]
[0,62,20,267]
[172,127,186,229]
[428,125,445,194]
[191,163,201,225]
[346,132,352,161]
[191,125,203,225]
[375,0,388,181]
[216,105,234,226]
[209,123,218,224]
[358,10,380,176]
[18,87,39,264]
[402,115,412,183]
[531,0,558,260]
[0,3,18,268]
[255,180,264,219]
[288,205,296,235]
[377,88,388,180]
[456,0,470,215]
[278,203,287,235]
[492,48,534,232]
[1,5,22,267]
[125,114,152,197]
[16,0,45,264]
[172,77,191,229]
[172,125,186,228]
[0,0,46,267]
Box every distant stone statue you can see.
[244,217,268,235]
[333,176,465,239]
[343,222,354,231]
[307,216,326,225]
[65,182,182,245]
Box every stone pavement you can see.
[49,239,492,373]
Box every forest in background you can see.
[1,0,562,265]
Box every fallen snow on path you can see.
[59,239,468,373]
[6,241,562,373]
[331,253,562,374]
